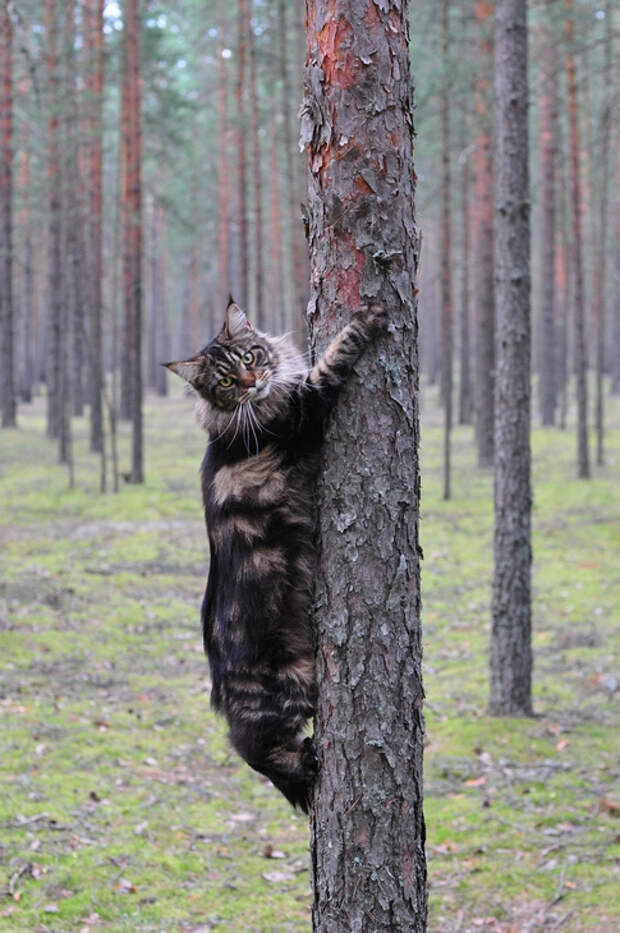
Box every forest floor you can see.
[1,382,618,933]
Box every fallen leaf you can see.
[465,776,487,787]
[115,878,136,894]
[556,739,569,751]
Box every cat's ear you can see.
[222,297,251,340]
[164,356,204,386]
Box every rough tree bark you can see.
[441,0,452,499]
[0,0,15,427]
[537,0,558,427]
[489,0,532,717]
[565,0,590,479]
[473,0,495,468]
[302,2,427,930]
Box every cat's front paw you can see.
[357,303,389,336]
[300,736,319,778]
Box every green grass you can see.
[1,382,618,932]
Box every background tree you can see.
[0,0,15,427]
[564,0,590,479]
[303,1,427,929]
[440,0,453,500]
[490,0,532,717]
[473,0,495,468]
[122,0,143,484]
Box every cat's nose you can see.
[238,369,256,388]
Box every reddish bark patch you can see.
[332,236,365,311]
[355,175,372,195]
[318,15,355,89]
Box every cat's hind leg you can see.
[229,717,317,813]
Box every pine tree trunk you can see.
[489,0,533,718]
[278,0,306,330]
[217,0,231,311]
[612,145,620,395]
[234,0,249,308]
[17,137,34,404]
[441,0,452,500]
[303,2,427,929]
[593,0,611,464]
[45,0,63,440]
[473,1,495,468]
[123,0,143,483]
[84,0,105,452]
[537,0,558,427]
[268,113,285,332]
[565,0,590,479]
[248,6,264,328]
[458,63,472,426]
[120,25,132,422]
[0,0,15,427]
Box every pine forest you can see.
[0,2,618,932]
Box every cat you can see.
[166,298,387,812]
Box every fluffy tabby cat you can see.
[166,299,387,812]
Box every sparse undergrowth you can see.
[1,384,618,932]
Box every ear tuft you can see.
[223,302,251,339]
[164,358,203,385]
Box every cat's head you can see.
[165,299,305,440]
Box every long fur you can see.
[167,302,386,811]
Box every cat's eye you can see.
[219,375,234,388]
[242,351,255,365]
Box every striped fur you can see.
[166,300,386,811]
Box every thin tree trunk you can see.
[278,0,305,330]
[84,0,105,452]
[612,144,620,395]
[565,0,590,479]
[473,0,495,468]
[489,0,532,718]
[441,0,452,500]
[303,2,427,929]
[45,0,63,440]
[120,22,132,422]
[537,0,558,426]
[593,0,611,464]
[248,5,264,328]
[123,0,143,483]
[268,113,285,332]
[217,0,230,311]
[17,138,34,404]
[458,117,472,423]
[234,0,249,308]
[0,0,15,427]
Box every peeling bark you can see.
[303,2,426,930]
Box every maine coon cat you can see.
[166,299,387,812]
